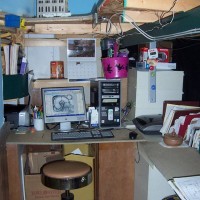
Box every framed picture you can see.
[67,38,96,61]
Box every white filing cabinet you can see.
[127,68,184,118]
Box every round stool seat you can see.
[41,160,92,190]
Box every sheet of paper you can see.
[173,176,200,200]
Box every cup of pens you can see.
[33,105,44,131]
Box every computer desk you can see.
[6,128,145,200]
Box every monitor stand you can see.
[60,122,72,131]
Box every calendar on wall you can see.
[67,38,98,80]
[67,61,98,80]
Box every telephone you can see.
[132,114,163,135]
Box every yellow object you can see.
[63,144,91,156]
[20,18,26,29]
[25,174,62,200]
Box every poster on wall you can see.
[67,38,96,61]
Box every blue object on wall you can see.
[5,14,21,28]
[0,0,35,17]
[0,38,4,128]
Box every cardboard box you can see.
[25,174,62,200]
[25,154,94,200]
[28,151,63,174]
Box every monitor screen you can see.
[41,86,87,130]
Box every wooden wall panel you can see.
[0,123,10,200]
[97,142,135,200]
[6,144,23,200]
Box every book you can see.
[178,113,200,138]
[3,44,19,75]
[192,128,200,149]
[185,118,200,143]
[162,101,200,122]
[160,104,200,135]
[168,176,200,200]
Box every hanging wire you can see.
[135,142,140,164]
[159,0,179,27]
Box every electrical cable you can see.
[118,13,200,41]
[159,0,178,27]
[92,5,200,42]
[135,142,140,164]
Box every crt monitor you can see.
[41,86,87,131]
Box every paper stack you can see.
[168,176,200,200]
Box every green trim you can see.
[120,7,200,47]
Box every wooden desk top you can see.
[6,128,146,145]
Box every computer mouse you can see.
[129,131,138,140]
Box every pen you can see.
[32,105,43,119]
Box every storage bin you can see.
[102,57,129,79]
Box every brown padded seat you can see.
[41,160,92,190]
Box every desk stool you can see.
[41,160,92,200]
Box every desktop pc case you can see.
[90,79,121,128]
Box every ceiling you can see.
[98,0,200,24]
[121,6,200,47]
[1,0,200,40]
[26,0,200,37]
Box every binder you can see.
[178,113,200,138]
[172,109,200,126]
[162,101,200,122]
[160,104,200,135]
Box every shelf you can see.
[32,79,90,88]
[24,15,93,25]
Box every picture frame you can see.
[67,38,96,61]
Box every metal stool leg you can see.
[61,190,74,200]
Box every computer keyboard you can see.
[51,129,114,141]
